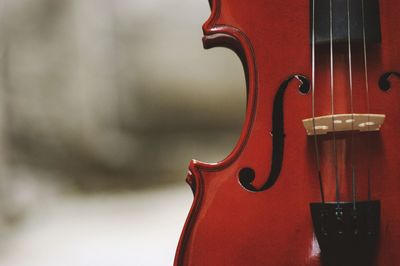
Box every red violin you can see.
[175,0,400,265]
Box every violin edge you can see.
[175,2,261,262]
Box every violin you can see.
[175,0,400,265]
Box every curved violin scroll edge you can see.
[379,71,400,91]
[175,3,258,264]
[203,33,250,90]
[197,27,258,171]
[238,75,310,192]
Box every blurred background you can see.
[0,0,245,265]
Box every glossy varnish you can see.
[175,0,400,265]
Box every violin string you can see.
[361,0,372,202]
[312,0,325,204]
[347,0,357,211]
[329,0,340,207]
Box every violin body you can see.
[175,0,400,265]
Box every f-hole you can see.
[239,75,310,192]
[379,71,400,92]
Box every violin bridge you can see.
[302,114,385,135]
